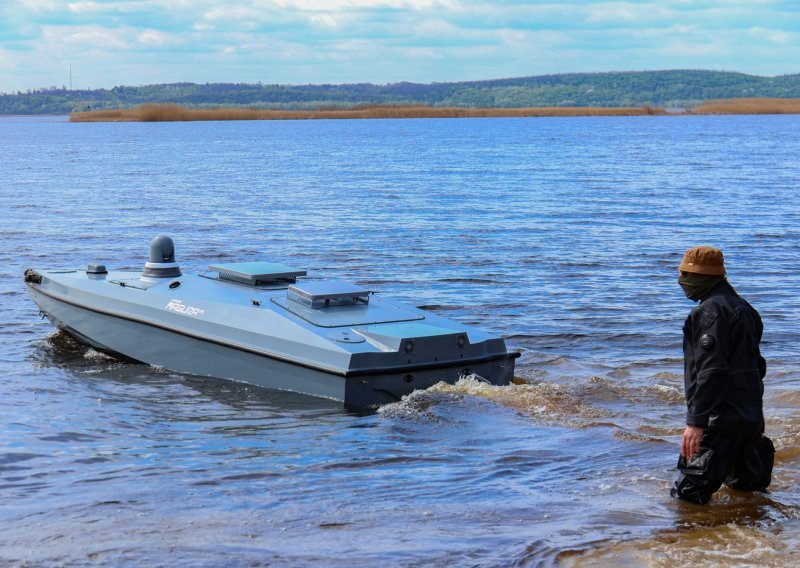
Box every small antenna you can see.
[69,63,73,90]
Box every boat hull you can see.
[29,284,515,409]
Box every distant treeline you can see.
[4,70,800,115]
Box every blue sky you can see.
[0,1,798,92]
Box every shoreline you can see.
[68,98,800,122]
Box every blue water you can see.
[1,115,799,565]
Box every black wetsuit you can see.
[672,281,774,504]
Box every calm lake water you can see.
[1,114,799,566]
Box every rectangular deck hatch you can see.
[209,262,307,286]
[272,282,423,327]
[287,280,371,309]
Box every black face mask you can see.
[678,273,725,301]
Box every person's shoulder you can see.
[730,293,762,321]
[689,301,721,328]
[695,293,727,312]
[691,293,733,325]
[699,290,759,324]
[714,287,751,311]
[703,284,741,309]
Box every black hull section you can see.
[344,355,516,410]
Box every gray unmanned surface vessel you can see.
[25,236,519,409]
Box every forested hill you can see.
[3,70,800,115]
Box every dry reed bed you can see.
[69,99,800,122]
[70,103,664,122]
[691,98,800,114]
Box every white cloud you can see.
[401,46,442,59]
[586,2,671,24]
[748,26,795,45]
[309,13,342,27]
[203,5,261,22]
[268,0,449,9]
[43,25,130,49]
[68,2,102,14]
[1,0,799,92]
[138,29,170,45]
[414,18,458,35]
[663,39,728,57]
[18,0,61,12]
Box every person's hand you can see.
[681,425,704,459]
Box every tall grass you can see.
[70,103,666,122]
[68,99,800,122]
[692,98,800,114]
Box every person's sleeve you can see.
[754,309,767,379]
[686,306,730,428]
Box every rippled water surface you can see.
[1,115,799,566]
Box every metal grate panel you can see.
[209,262,307,286]
[287,280,371,309]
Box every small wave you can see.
[522,354,573,367]
[614,430,671,443]
[435,277,502,284]
[511,333,592,345]
[381,374,688,435]
[771,390,800,406]
[577,375,685,407]
[775,445,800,465]
[562,261,608,268]
[651,383,684,404]
[430,376,608,427]
[38,431,102,443]
[753,232,787,238]
[561,522,800,568]
[764,416,800,461]
[0,452,44,466]
[72,456,113,465]
[46,330,84,352]
[40,331,128,369]
[377,388,463,422]
[83,348,118,363]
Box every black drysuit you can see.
[672,281,774,504]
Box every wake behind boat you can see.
[25,236,518,409]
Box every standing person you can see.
[671,246,774,504]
